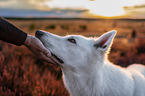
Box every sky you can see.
[0,0,145,18]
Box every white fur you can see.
[37,30,145,96]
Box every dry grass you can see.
[9,19,145,37]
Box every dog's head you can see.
[35,30,116,71]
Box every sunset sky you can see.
[0,0,145,18]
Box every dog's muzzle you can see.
[35,30,64,64]
[35,30,44,38]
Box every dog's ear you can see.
[94,30,116,52]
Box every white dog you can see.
[35,30,145,96]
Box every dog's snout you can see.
[35,30,44,37]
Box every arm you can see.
[0,17,27,46]
[0,17,57,64]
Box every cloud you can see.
[124,10,145,19]
[122,4,145,19]
[0,0,89,18]
[0,0,145,18]
[0,0,51,10]
[0,0,10,2]
[0,8,89,18]
[124,4,145,10]
[133,4,145,8]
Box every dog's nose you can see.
[35,30,44,37]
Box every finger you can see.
[49,56,61,65]
[30,49,50,61]
[29,48,58,65]
[31,36,51,57]
[42,48,51,57]
[34,42,51,57]
[37,50,60,65]
[30,46,51,58]
[38,52,58,65]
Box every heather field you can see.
[0,18,145,96]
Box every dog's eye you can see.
[67,38,76,44]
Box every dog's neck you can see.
[61,57,134,96]
[62,60,104,96]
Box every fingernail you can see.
[47,53,51,57]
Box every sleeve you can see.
[0,17,27,46]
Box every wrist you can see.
[23,35,31,46]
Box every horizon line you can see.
[3,17,145,21]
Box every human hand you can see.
[23,35,60,65]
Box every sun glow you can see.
[87,5,125,17]
[87,0,144,17]
[45,0,144,18]
[85,0,126,17]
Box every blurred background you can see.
[0,0,145,95]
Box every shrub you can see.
[61,25,69,30]
[0,43,69,96]
[29,24,36,30]
[46,25,56,30]
[80,25,87,31]
[135,39,145,54]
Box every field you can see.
[0,18,145,96]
